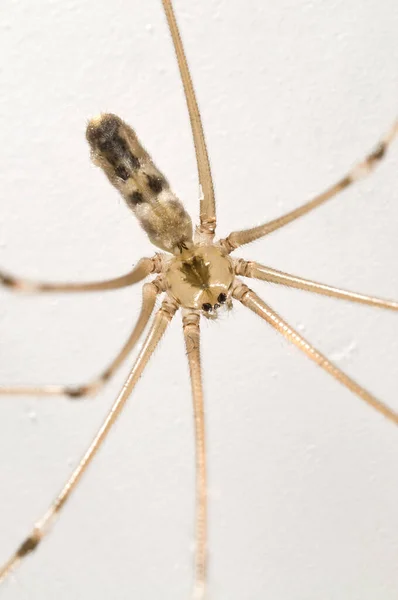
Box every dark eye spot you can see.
[218,293,227,304]
[202,303,212,312]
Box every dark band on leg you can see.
[65,386,89,399]
[0,273,17,287]
[369,141,387,163]
[16,534,41,558]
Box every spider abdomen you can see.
[86,113,193,253]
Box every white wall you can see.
[0,1,398,598]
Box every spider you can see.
[1,0,398,598]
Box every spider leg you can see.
[233,280,398,427]
[0,279,163,398]
[183,312,207,599]
[0,256,160,294]
[234,259,398,311]
[162,0,216,238]
[221,118,398,252]
[0,297,177,584]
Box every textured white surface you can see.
[1,1,398,598]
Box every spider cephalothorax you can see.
[1,1,398,598]
[166,245,234,315]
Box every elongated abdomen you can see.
[86,113,193,254]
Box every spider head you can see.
[165,245,234,317]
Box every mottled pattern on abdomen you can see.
[86,113,193,253]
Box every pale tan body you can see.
[0,1,398,598]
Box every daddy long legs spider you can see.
[1,1,398,598]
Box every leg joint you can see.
[232,281,251,303]
[218,237,237,254]
[182,312,200,330]
[233,258,253,277]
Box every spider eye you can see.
[217,293,227,304]
[202,303,212,312]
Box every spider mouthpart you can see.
[202,303,212,312]
[217,293,227,304]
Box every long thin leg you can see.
[183,312,207,599]
[233,281,398,427]
[162,0,216,237]
[234,258,398,311]
[221,118,398,252]
[0,279,162,398]
[0,255,161,293]
[0,297,177,584]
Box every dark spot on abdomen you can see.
[86,114,140,173]
[115,165,130,181]
[129,191,144,205]
[147,174,164,194]
[125,150,140,171]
